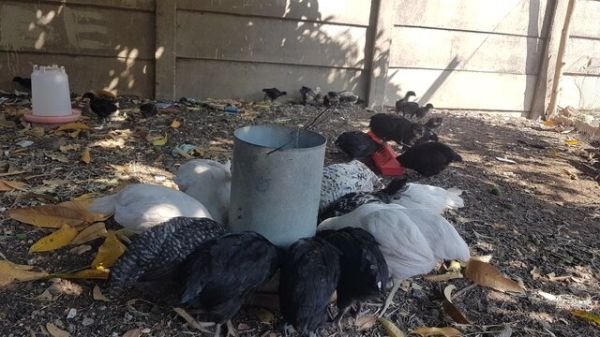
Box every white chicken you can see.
[174,159,231,224]
[317,202,469,315]
[320,160,381,211]
[89,184,212,233]
[391,183,464,214]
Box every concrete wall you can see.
[0,0,598,114]
[561,0,600,111]
[0,0,155,96]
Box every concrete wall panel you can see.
[560,75,600,111]
[570,0,600,39]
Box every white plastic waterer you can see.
[23,65,81,124]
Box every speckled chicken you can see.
[109,217,227,297]
[181,231,280,337]
[280,237,341,337]
[320,160,382,211]
[319,178,407,222]
[335,131,380,160]
[175,159,231,224]
[317,228,388,327]
[397,142,462,177]
[369,113,425,146]
[89,183,212,233]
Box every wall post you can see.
[155,0,177,100]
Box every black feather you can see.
[139,102,158,118]
[369,113,424,145]
[262,88,287,101]
[108,217,227,297]
[424,117,443,129]
[394,91,416,113]
[335,131,380,160]
[280,237,341,336]
[82,92,118,123]
[12,76,32,91]
[181,231,280,324]
[397,142,462,177]
[317,228,389,310]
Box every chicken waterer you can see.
[229,125,326,247]
[23,65,81,124]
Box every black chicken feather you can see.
[262,88,287,101]
[280,237,341,337]
[397,142,462,177]
[335,131,380,160]
[82,92,118,123]
[12,76,32,91]
[369,113,424,145]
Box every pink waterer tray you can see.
[23,108,81,124]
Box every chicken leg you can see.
[379,280,401,317]
[333,306,352,331]
[214,321,238,337]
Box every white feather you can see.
[89,184,212,233]
[391,183,464,214]
[174,159,231,224]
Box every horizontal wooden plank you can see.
[0,1,155,59]
[26,0,154,11]
[0,51,154,97]
[565,37,600,75]
[395,0,549,37]
[390,27,543,75]
[176,11,367,69]
[560,75,600,111]
[384,68,537,111]
[176,58,366,101]
[177,0,371,26]
[570,0,600,39]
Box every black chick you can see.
[413,103,434,119]
[300,86,317,105]
[424,116,443,129]
[323,91,340,108]
[108,217,227,298]
[317,228,389,327]
[12,76,32,92]
[139,102,159,118]
[181,231,280,337]
[82,91,118,125]
[280,237,341,337]
[397,142,462,177]
[394,91,416,113]
[319,178,407,222]
[335,131,380,160]
[369,113,425,145]
[263,88,287,101]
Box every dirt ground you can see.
[0,96,599,337]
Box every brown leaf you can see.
[571,310,600,326]
[56,122,90,132]
[29,224,78,253]
[413,327,461,337]
[0,260,48,286]
[170,119,182,129]
[355,315,377,331]
[81,148,91,164]
[121,328,143,337]
[378,318,406,337]
[91,231,126,269]
[173,307,213,333]
[69,245,92,255]
[45,152,70,163]
[464,259,524,293]
[46,322,70,337]
[71,222,107,245]
[36,289,55,301]
[256,308,274,324]
[442,285,469,324]
[0,179,27,192]
[59,144,81,153]
[93,285,110,302]
[8,201,107,228]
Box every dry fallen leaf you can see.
[355,315,377,331]
[413,327,461,337]
[91,231,126,269]
[81,148,91,164]
[69,244,92,255]
[56,122,89,132]
[378,317,406,337]
[173,307,213,333]
[52,268,109,280]
[565,139,579,146]
[0,260,48,286]
[29,224,78,253]
[71,222,107,245]
[442,285,469,324]
[464,259,524,293]
[45,152,69,163]
[8,200,107,228]
[256,308,274,324]
[59,144,81,153]
[170,119,182,129]
[146,133,168,146]
[571,310,600,327]
[36,288,55,301]
[424,272,463,282]
[46,322,70,337]
[93,285,110,302]
[121,328,143,337]
[0,179,27,192]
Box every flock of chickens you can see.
[86,91,468,337]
